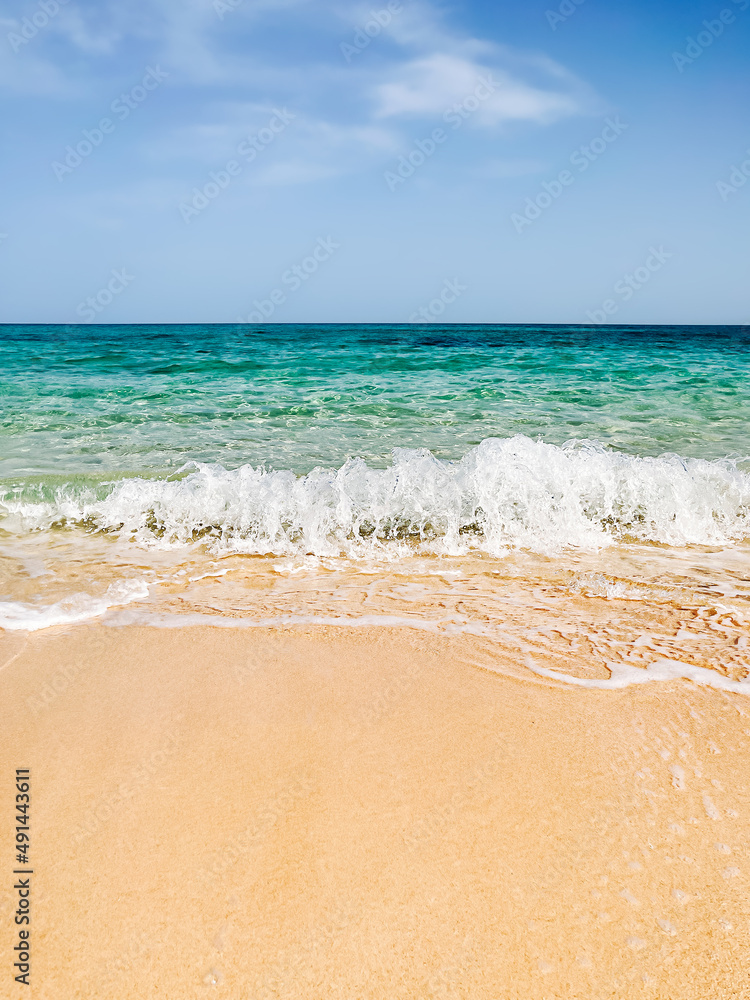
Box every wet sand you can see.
[1,621,749,998]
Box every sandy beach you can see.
[3,0,749,988]
[2,621,748,998]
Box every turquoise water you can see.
[1,324,749,484]
[1,324,750,569]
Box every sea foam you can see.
[2,436,749,557]
[0,580,150,632]
[525,655,750,695]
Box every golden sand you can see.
[1,619,749,999]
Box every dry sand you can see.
[1,622,749,998]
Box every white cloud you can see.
[373,53,582,126]
[241,118,401,185]
[0,0,600,187]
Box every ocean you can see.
[2,323,750,681]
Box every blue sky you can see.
[0,0,748,324]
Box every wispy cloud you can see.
[1,0,598,187]
[373,53,583,125]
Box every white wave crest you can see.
[2,437,749,557]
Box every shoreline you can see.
[1,621,749,997]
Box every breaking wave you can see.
[2,437,749,557]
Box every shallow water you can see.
[2,324,750,654]
[2,324,750,480]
